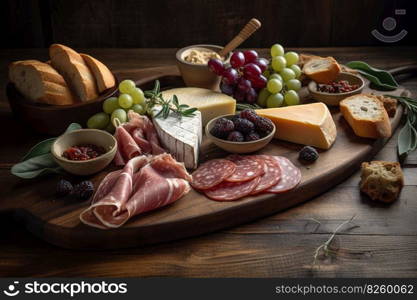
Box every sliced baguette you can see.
[303,56,341,83]
[340,94,391,139]
[9,60,75,105]
[49,44,98,101]
[80,53,115,93]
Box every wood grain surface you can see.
[0,47,416,277]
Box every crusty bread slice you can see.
[9,60,75,105]
[303,56,341,83]
[375,95,397,117]
[80,53,115,93]
[360,161,404,203]
[340,94,391,138]
[49,44,98,101]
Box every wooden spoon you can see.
[218,18,262,57]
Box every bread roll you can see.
[81,53,115,93]
[9,60,75,105]
[303,56,341,83]
[49,44,98,101]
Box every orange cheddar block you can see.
[256,103,337,149]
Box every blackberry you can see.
[299,146,319,162]
[227,131,244,142]
[240,109,258,123]
[254,116,274,134]
[245,131,261,141]
[233,118,255,134]
[210,118,234,139]
[56,179,73,197]
[73,181,94,200]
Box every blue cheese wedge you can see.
[152,108,202,169]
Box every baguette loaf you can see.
[303,56,341,83]
[340,94,391,139]
[50,44,98,101]
[360,161,404,203]
[9,60,75,105]
[81,53,115,93]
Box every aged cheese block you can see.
[161,87,236,126]
[152,108,202,169]
[256,103,337,149]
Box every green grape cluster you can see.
[87,80,146,133]
[257,44,302,108]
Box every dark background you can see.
[2,0,417,49]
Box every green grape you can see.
[118,93,133,109]
[269,73,283,81]
[105,121,115,134]
[284,51,299,66]
[266,93,284,108]
[118,79,136,94]
[132,104,145,115]
[262,69,271,78]
[267,79,283,94]
[87,112,110,129]
[270,44,285,57]
[284,90,300,106]
[289,64,302,78]
[257,88,270,107]
[286,79,301,91]
[130,87,146,105]
[102,97,120,114]
[280,68,296,82]
[111,108,127,125]
[271,56,286,72]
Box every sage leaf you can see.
[346,61,398,91]
[11,153,63,179]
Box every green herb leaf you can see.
[346,61,398,90]
[11,153,63,179]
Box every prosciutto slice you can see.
[80,154,191,229]
[114,126,141,166]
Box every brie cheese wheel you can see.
[152,108,202,169]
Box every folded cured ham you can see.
[114,111,165,166]
[80,154,192,229]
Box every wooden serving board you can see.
[0,66,411,249]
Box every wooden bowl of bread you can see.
[7,44,118,136]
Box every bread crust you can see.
[340,94,391,139]
[81,53,115,93]
[303,56,341,83]
[9,60,75,105]
[50,44,98,101]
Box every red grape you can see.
[254,58,268,72]
[243,63,262,80]
[220,82,235,96]
[222,67,239,85]
[230,51,245,68]
[245,88,257,104]
[237,77,252,93]
[243,50,258,63]
[251,75,267,88]
[233,88,246,102]
[208,58,225,76]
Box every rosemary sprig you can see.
[144,80,197,119]
[384,95,417,157]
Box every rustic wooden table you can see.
[0,47,416,277]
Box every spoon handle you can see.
[218,18,261,57]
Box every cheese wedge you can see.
[256,103,337,149]
[152,108,202,169]
[161,87,236,126]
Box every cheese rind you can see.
[256,103,337,149]
[152,109,202,169]
[161,88,236,126]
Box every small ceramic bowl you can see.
[308,72,364,106]
[51,129,117,176]
[206,114,276,154]
[176,44,230,90]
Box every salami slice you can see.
[250,155,281,195]
[225,155,264,182]
[267,156,301,193]
[204,176,261,201]
[191,159,236,190]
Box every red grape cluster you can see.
[208,50,268,104]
